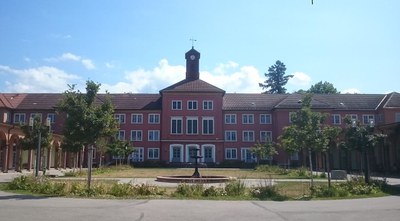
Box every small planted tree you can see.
[107,140,134,166]
[279,94,327,187]
[251,141,278,166]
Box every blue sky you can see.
[0,0,399,94]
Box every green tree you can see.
[20,116,52,172]
[259,60,293,94]
[342,117,386,183]
[279,94,327,186]
[251,141,278,165]
[308,81,339,94]
[56,80,118,170]
[107,140,134,166]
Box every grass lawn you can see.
[78,166,309,179]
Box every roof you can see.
[223,94,288,111]
[106,94,162,110]
[160,79,225,94]
[383,92,400,108]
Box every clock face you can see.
[190,55,195,60]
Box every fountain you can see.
[156,147,232,183]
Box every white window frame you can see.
[203,100,213,110]
[148,148,160,160]
[131,147,144,162]
[47,113,56,124]
[332,114,341,125]
[260,114,272,124]
[114,113,126,124]
[148,113,160,124]
[171,117,183,134]
[13,113,26,124]
[243,130,255,142]
[225,130,237,142]
[225,114,237,124]
[131,113,143,124]
[260,131,272,143]
[347,114,358,122]
[30,113,43,122]
[225,148,237,160]
[242,114,254,124]
[362,114,375,125]
[172,100,182,110]
[202,117,214,135]
[186,117,198,135]
[170,144,184,163]
[202,144,216,163]
[241,148,256,163]
[187,100,198,110]
[116,130,125,141]
[130,130,142,141]
[186,144,200,162]
[148,130,160,141]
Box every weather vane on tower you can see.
[190,38,197,49]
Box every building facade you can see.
[1,47,400,173]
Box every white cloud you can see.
[0,65,80,93]
[288,72,312,87]
[44,52,95,70]
[342,88,361,94]
[81,59,95,70]
[61,53,81,61]
[102,59,264,93]
[105,62,115,68]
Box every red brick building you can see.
[1,47,400,173]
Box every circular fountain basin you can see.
[156,175,234,183]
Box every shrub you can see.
[109,183,134,197]
[174,184,204,197]
[202,186,226,197]
[7,176,33,190]
[132,183,164,196]
[225,180,246,196]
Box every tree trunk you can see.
[326,151,331,188]
[308,148,314,187]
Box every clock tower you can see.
[185,47,200,81]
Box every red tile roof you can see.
[160,79,225,94]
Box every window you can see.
[260,131,272,142]
[332,114,341,125]
[396,113,400,123]
[148,130,160,141]
[186,117,198,134]
[171,117,183,134]
[242,114,254,124]
[148,148,160,159]
[116,130,125,141]
[225,114,236,124]
[172,100,182,110]
[260,114,272,124]
[243,131,255,142]
[202,117,214,134]
[347,114,358,122]
[13,113,26,124]
[131,114,143,124]
[114,113,125,124]
[187,100,198,110]
[363,115,375,125]
[289,112,296,123]
[131,147,144,162]
[148,114,160,124]
[203,100,213,110]
[130,130,142,141]
[225,131,237,141]
[225,148,237,160]
[47,113,55,124]
[30,113,42,122]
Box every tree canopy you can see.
[308,81,339,94]
[56,80,118,153]
[259,60,293,94]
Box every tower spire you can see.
[189,38,197,48]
